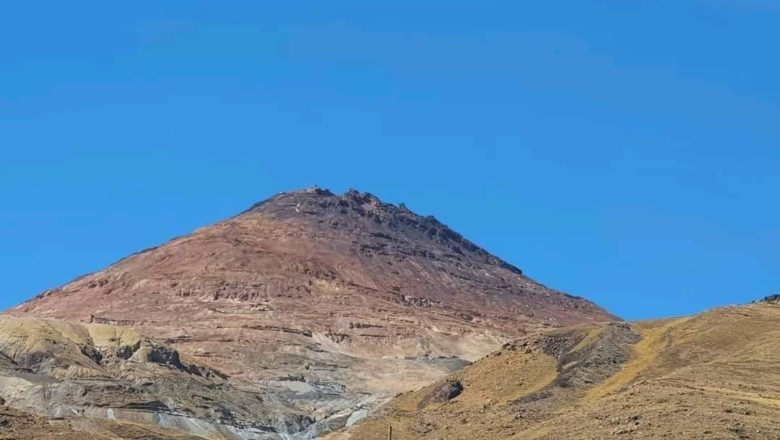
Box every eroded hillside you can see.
[334,303,780,440]
[0,315,319,439]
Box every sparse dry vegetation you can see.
[332,303,780,440]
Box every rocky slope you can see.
[4,188,615,438]
[334,301,780,440]
[0,404,203,440]
[0,315,310,439]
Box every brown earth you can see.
[0,404,202,440]
[3,188,614,438]
[332,302,780,440]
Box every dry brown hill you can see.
[3,188,614,439]
[333,302,780,440]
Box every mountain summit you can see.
[6,188,615,438]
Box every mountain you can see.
[1,188,613,439]
[334,301,780,440]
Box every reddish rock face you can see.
[7,188,616,436]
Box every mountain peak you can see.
[245,187,392,214]
[8,187,615,438]
[240,187,520,274]
[245,187,439,226]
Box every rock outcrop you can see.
[757,293,780,304]
[0,316,305,439]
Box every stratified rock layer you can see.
[7,188,615,438]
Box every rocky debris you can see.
[401,295,439,308]
[418,381,464,408]
[515,333,581,358]
[130,345,185,369]
[505,323,640,404]
[757,293,780,304]
[554,323,640,389]
[89,315,139,326]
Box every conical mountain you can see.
[6,188,615,438]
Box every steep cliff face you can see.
[7,188,615,438]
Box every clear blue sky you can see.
[1,1,778,320]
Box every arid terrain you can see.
[6,188,775,440]
[333,300,780,440]
[1,188,613,439]
[0,404,205,440]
